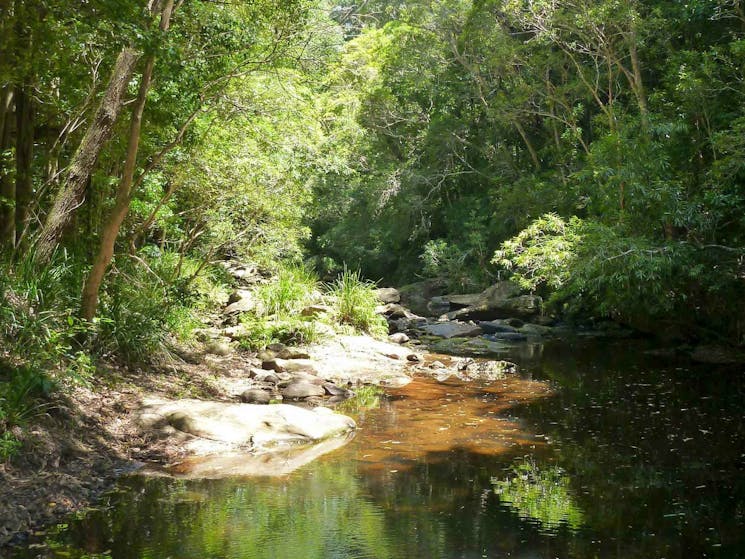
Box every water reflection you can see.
[491,459,585,534]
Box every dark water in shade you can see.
[12,339,745,559]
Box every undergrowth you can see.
[327,268,388,337]
[238,264,388,349]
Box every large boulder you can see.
[443,282,542,321]
[398,278,447,317]
[374,287,401,304]
[139,399,355,447]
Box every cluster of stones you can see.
[238,343,356,405]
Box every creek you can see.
[11,339,745,558]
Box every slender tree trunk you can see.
[34,47,139,264]
[80,57,154,321]
[628,34,649,132]
[14,85,33,248]
[80,0,175,321]
[513,120,540,171]
[0,87,15,247]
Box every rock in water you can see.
[240,389,272,404]
[281,381,326,399]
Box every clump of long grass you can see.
[326,268,388,337]
[256,265,319,317]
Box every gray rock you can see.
[206,340,232,356]
[257,349,276,362]
[195,327,221,342]
[442,282,541,321]
[228,289,253,305]
[277,347,311,360]
[240,389,272,404]
[224,296,257,316]
[377,303,409,319]
[398,279,447,316]
[267,343,311,359]
[282,381,326,399]
[388,332,410,344]
[255,372,280,384]
[478,320,519,334]
[323,382,354,398]
[519,323,554,337]
[446,293,482,308]
[262,358,319,374]
[461,359,518,380]
[427,296,452,316]
[429,337,512,357]
[483,332,528,342]
[222,325,248,340]
[374,287,401,304]
[420,321,484,339]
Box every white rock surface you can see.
[139,399,356,448]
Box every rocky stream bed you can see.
[2,263,742,551]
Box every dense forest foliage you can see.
[1,1,745,456]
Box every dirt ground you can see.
[0,350,248,550]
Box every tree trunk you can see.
[80,57,154,321]
[0,87,15,247]
[34,47,139,264]
[628,34,649,132]
[80,0,175,321]
[14,85,33,248]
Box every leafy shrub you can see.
[492,213,706,330]
[327,268,388,336]
[0,364,57,462]
[0,431,22,462]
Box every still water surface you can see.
[15,339,745,558]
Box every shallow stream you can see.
[13,339,745,558]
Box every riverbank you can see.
[0,329,446,549]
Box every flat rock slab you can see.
[420,322,483,339]
[305,335,414,387]
[139,399,355,448]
